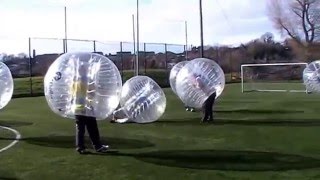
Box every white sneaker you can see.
[96,145,109,153]
[115,118,129,123]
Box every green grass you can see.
[243,82,307,92]
[0,127,16,148]
[0,84,320,179]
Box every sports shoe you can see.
[76,148,90,154]
[96,145,109,153]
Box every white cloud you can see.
[0,0,282,54]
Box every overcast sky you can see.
[0,0,282,54]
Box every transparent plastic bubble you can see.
[120,76,166,123]
[176,58,225,109]
[44,52,122,120]
[169,61,189,95]
[0,62,14,109]
[303,60,320,93]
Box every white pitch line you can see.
[0,126,21,153]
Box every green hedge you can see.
[122,69,170,88]
[12,69,235,98]
[12,70,171,98]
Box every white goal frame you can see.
[241,62,308,93]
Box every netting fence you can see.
[4,37,244,97]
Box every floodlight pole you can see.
[199,0,204,58]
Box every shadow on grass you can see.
[0,177,18,180]
[216,119,320,127]
[157,118,320,127]
[0,120,33,127]
[0,175,18,180]
[0,170,18,180]
[215,109,304,114]
[23,135,154,150]
[96,149,320,171]
[12,92,44,99]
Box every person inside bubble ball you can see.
[71,61,109,154]
[191,73,217,123]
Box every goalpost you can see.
[241,62,308,93]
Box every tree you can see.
[260,32,275,44]
[17,53,27,58]
[267,0,320,46]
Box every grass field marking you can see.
[0,126,21,153]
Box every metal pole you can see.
[32,49,36,95]
[132,14,136,73]
[144,43,146,74]
[241,65,244,93]
[185,21,188,60]
[165,43,168,70]
[120,42,124,79]
[28,38,33,96]
[64,6,68,52]
[199,0,204,58]
[136,0,140,76]
[93,40,96,52]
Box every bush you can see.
[12,69,234,98]
[122,69,170,88]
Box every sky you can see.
[0,0,282,54]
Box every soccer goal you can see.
[241,62,308,93]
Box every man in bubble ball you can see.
[71,62,109,154]
[191,74,217,123]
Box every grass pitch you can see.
[0,84,320,180]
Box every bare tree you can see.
[267,0,320,46]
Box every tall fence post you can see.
[93,40,96,52]
[229,48,232,82]
[63,39,66,53]
[28,37,33,96]
[165,43,169,86]
[120,42,124,80]
[184,45,187,61]
[144,43,146,74]
[165,43,168,70]
[31,49,36,95]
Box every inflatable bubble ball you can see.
[0,62,14,109]
[44,52,122,120]
[176,58,225,109]
[119,76,166,123]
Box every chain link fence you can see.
[3,37,245,98]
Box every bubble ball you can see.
[120,76,166,123]
[176,58,225,109]
[169,60,189,95]
[44,52,122,120]
[0,62,14,109]
[303,60,320,93]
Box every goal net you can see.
[241,63,308,93]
